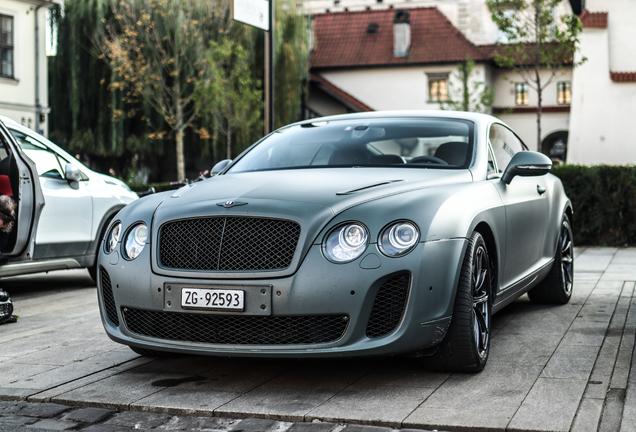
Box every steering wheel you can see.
[408,155,448,165]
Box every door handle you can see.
[537,185,546,195]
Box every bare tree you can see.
[487,0,585,150]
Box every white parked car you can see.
[0,115,138,281]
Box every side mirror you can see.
[501,151,552,185]
[211,159,232,176]
[65,163,82,189]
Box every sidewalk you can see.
[0,247,635,432]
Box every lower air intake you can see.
[123,308,349,345]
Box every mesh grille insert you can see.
[159,217,301,271]
[100,268,119,326]
[366,273,411,338]
[123,308,348,345]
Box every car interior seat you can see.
[434,142,469,166]
[328,146,369,166]
[368,155,405,165]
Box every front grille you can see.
[122,308,348,345]
[366,273,411,338]
[100,268,119,326]
[159,217,301,271]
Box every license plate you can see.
[181,288,244,311]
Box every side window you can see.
[487,144,496,174]
[9,130,67,179]
[489,124,524,172]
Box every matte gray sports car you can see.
[97,111,573,372]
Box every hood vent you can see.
[336,180,404,195]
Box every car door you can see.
[0,121,45,260]
[8,129,93,259]
[488,123,549,290]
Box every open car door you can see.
[0,120,45,261]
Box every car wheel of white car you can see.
[528,215,574,305]
[422,231,492,372]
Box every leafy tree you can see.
[273,0,310,128]
[97,0,231,181]
[194,39,262,160]
[487,0,585,150]
[439,58,495,113]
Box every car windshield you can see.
[228,118,475,173]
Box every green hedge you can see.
[127,165,636,246]
[552,165,636,247]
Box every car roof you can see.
[289,110,498,128]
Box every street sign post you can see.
[231,0,274,134]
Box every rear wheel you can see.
[528,215,573,304]
[421,232,492,372]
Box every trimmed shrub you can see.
[552,165,636,246]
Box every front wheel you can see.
[528,215,574,304]
[421,231,492,373]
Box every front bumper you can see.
[97,238,467,357]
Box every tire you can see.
[421,232,493,373]
[129,346,181,358]
[528,215,574,305]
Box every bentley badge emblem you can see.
[217,200,248,208]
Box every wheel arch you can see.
[473,222,499,303]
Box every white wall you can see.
[568,15,636,165]
[320,63,494,111]
[0,0,58,136]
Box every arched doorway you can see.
[541,131,568,163]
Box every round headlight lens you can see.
[379,222,420,257]
[324,223,369,263]
[124,223,148,260]
[105,222,121,254]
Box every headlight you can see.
[379,221,420,257]
[105,222,121,254]
[124,223,148,260]
[323,223,369,263]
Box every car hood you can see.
[159,168,472,214]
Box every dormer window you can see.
[367,23,379,34]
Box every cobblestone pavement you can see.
[0,247,635,432]
[0,400,444,432]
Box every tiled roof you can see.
[309,73,374,111]
[579,10,608,28]
[311,7,490,69]
[610,72,636,82]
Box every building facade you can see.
[567,1,636,165]
[0,0,59,137]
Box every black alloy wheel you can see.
[421,231,492,372]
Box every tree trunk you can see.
[176,127,186,181]
[226,124,232,160]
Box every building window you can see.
[557,81,571,104]
[428,74,448,102]
[0,15,13,78]
[515,83,529,106]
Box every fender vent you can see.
[366,273,411,338]
[100,268,119,326]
